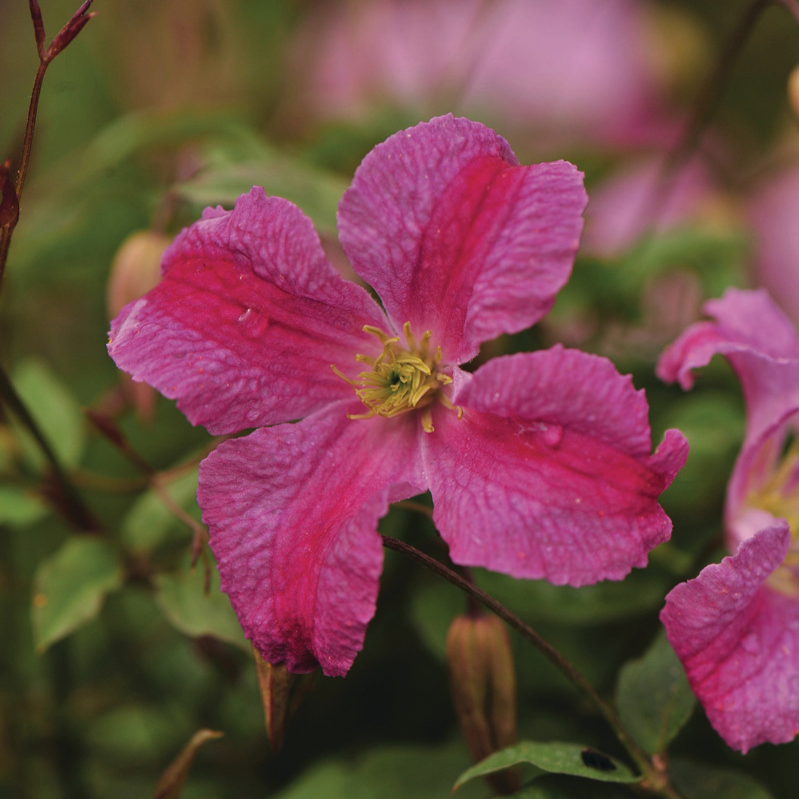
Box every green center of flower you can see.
[749,435,799,596]
[333,322,461,433]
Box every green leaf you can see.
[454,742,640,790]
[120,469,200,553]
[0,485,48,526]
[273,740,485,799]
[670,758,775,799]
[615,629,696,754]
[476,568,670,624]
[154,559,248,651]
[174,157,347,234]
[12,359,86,469]
[32,537,124,652]
[506,775,636,798]
[81,110,269,181]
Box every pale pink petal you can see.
[657,288,799,540]
[109,188,387,434]
[423,349,688,586]
[338,115,587,363]
[660,524,799,753]
[465,0,668,148]
[583,157,712,258]
[656,288,799,442]
[198,404,426,676]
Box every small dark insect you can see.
[580,748,617,772]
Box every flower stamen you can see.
[332,322,461,432]
[749,433,799,595]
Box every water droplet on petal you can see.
[538,423,563,448]
[237,307,269,338]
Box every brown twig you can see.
[0,1,97,293]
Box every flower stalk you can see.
[381,534,685,799]
[655,0,799,207]
[0,365,100,532]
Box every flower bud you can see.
[107,231,170,423]
[253,648,316,752]
[446,612,518,793]
[789,64,799,121]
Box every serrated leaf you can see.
[154,561,247,651]
[670,758,775,799]
[616,629,696,754]
[454,742,640,790]
[32,537,124,651]
[12,359,85,469]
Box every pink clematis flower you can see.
[658,288,799,752]
[295,0,669,152]
[109,116,687,677]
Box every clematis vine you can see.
[658,288,799,752]
[109,115,687,677]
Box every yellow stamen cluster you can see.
[750,435,799,596]
[332,322,462,433]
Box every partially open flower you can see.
[658,288,799,752]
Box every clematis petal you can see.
[109,187,387,434]
[660,524,798,753]
[338,115,587,363]
[198,403,426,677]
[657,288,799,393]
[657,287,799,537]
[423,349,688,586]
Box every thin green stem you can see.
[0,364,100,532]
[381,535,685,799]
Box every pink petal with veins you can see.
[109,188,386,434]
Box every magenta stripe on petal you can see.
[661,525,797,753]
[198,404,426,676]
[109,188,387,434]
[424,350,687,586]
[338,115,587,363]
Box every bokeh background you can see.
[2,1,799,797]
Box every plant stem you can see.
[0,365,101,532]
[0,59,48,292]
[667,0,799,173]
[381,535,685,799]
[0,0,96,295]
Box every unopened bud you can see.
[789,64,799,121]
[107,231,170,423]
[45,1,96,63]
[446,612,518,793]
[253,648,316,752]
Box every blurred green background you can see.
[2,1,799,797]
